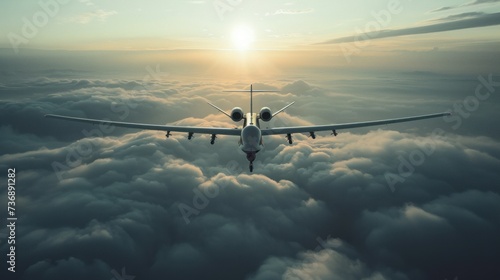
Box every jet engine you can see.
[259,107,272,122]
[231,107,244,122]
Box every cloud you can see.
[67,9,117,24]
[471,0,500,3]
[319,12,500,44]
[431,0,500,13]
[1,72,500,280]
[270,8,314,16]
[78,0,95,6]
[5,127,499,279]
[251,239,398,280]
[430,6,455,13]
[355,191,500,279]
[431,11,486,21]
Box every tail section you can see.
[218,84,281,124]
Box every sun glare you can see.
[231,25,255,51]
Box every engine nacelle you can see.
[231,107,244,122]
[259,107,272,122]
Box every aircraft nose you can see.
[241,125,261,151]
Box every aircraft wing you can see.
[45,114,242,136]
[261,112,451,135]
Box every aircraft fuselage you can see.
[240,113,262,171]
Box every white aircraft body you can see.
[46,85,451,172]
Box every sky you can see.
[1,0,500,280]
[1,0,500,51]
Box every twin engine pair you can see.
[230,107,272,122]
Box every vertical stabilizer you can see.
[250,84,253,123]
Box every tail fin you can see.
[251,84,253,116]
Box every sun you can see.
[231,25,255,51]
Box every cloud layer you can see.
[1,72,500,280]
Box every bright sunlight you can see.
[231,25,255,51]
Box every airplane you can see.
[45,85,451,172]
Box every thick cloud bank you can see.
[1,75,499,280]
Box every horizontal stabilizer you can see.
[223,90,280,92]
